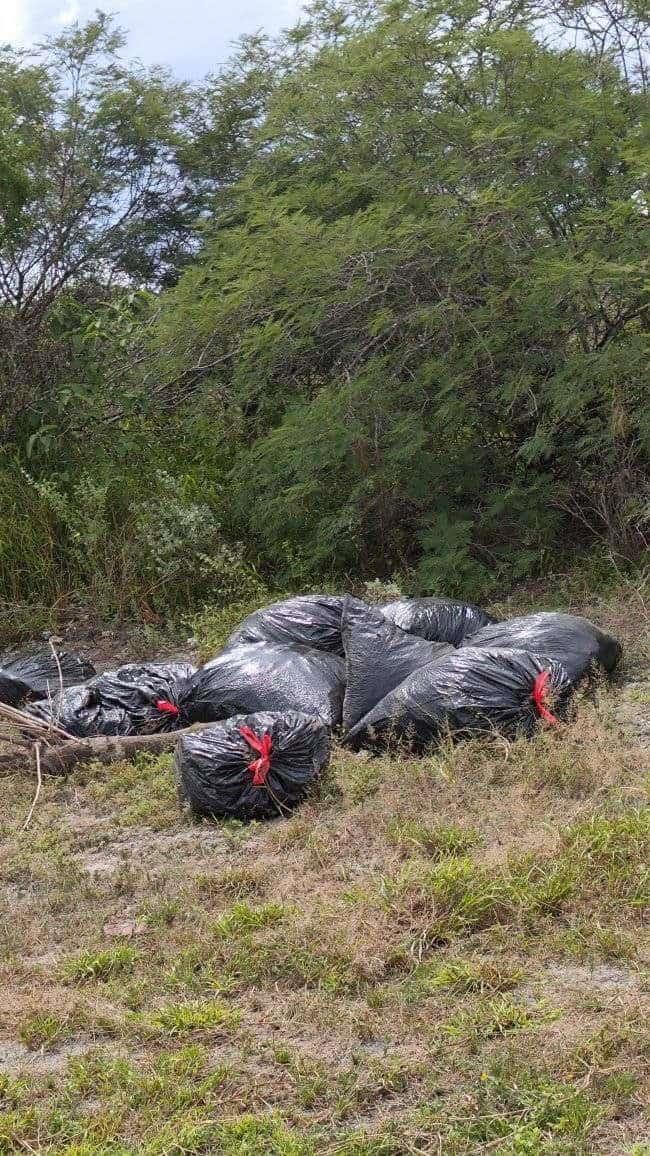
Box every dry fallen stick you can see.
[0,700,73,743]
[1,704,203,776]
[21,742,43,830]
[37,728,199,776]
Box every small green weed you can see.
[163,946,226,996]
[0,1074,27,1107]
[340,758,383,804]
[62,946,139,983]
[564,809,649,865]
[379,856,514,949]
[555,921,639,961]
[406,957,524,1000]
[386,819,481,859]
[19,1012,71,1051]
[510,856,578,917]
[443,997,559,1043]
[214,901,289,937]
[417,1063,604,1149]
[141,898,181,927]
[144,1000,240,1036]
[272,1048,329,1109]
[192,594,270,661]
[195,864,267,900]
[222,935,360,994]
[86,755,178,830]
[563,809,650,904]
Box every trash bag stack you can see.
[378,597,496,645]
[20,590,621,823]
[224,594,361,655]
[460,612,621,685]
[341,600,618,751]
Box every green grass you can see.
[564,809,650,861]
[555,922,640,962]
[191,595,271,661]
[62,946,139,983]
[220,936,362,995]
[339,758,383,804]
[143,999,241,1036]
[378,856,518,949]
[386,819,482,859]
[405,957,524,999]
[194,864,268,899]
[163,946,226,996]
[86,753,179,829]
[416,1063,606,1153]
[214,901,290,937]
[18,1012,74,1051]
[442,997,559,1043]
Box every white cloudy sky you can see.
[0,0,304,76]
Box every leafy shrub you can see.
[0,466,263,615]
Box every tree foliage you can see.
[0,1,647,612]
[0,15,198,445]
[152,0,649,591]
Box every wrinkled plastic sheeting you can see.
[175,710,331,821]
[0,649,96,707]
[29,684,133,737]
[341,598,453,732]
[29,661,196,737]
[463,612,621,685]
[345,646,573,750]
[88,662,196,714]
[225,594,367,656]
[179,643,345,729]
[379,597,497,646]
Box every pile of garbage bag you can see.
[345,640,573,750]
[19,592,621,821]
[461,612,621,685]
[224,594,358,655]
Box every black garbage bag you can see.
[29,661,196,737]
[175,710,331,821]
[225,595,367,656]
[29,684,133,737]
[462,613,621,685]
[345,647,573,750]
[379,598,497,646]
[179,643,344,728]
[88,662,195,713]
[0,649,96,707]
[342,598,454,732]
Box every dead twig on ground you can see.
[21,742,42,831]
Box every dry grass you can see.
[0,582,648,1154]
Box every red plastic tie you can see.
[239,725,273,787]
[531,671,559,726]
[155,699,180,718]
